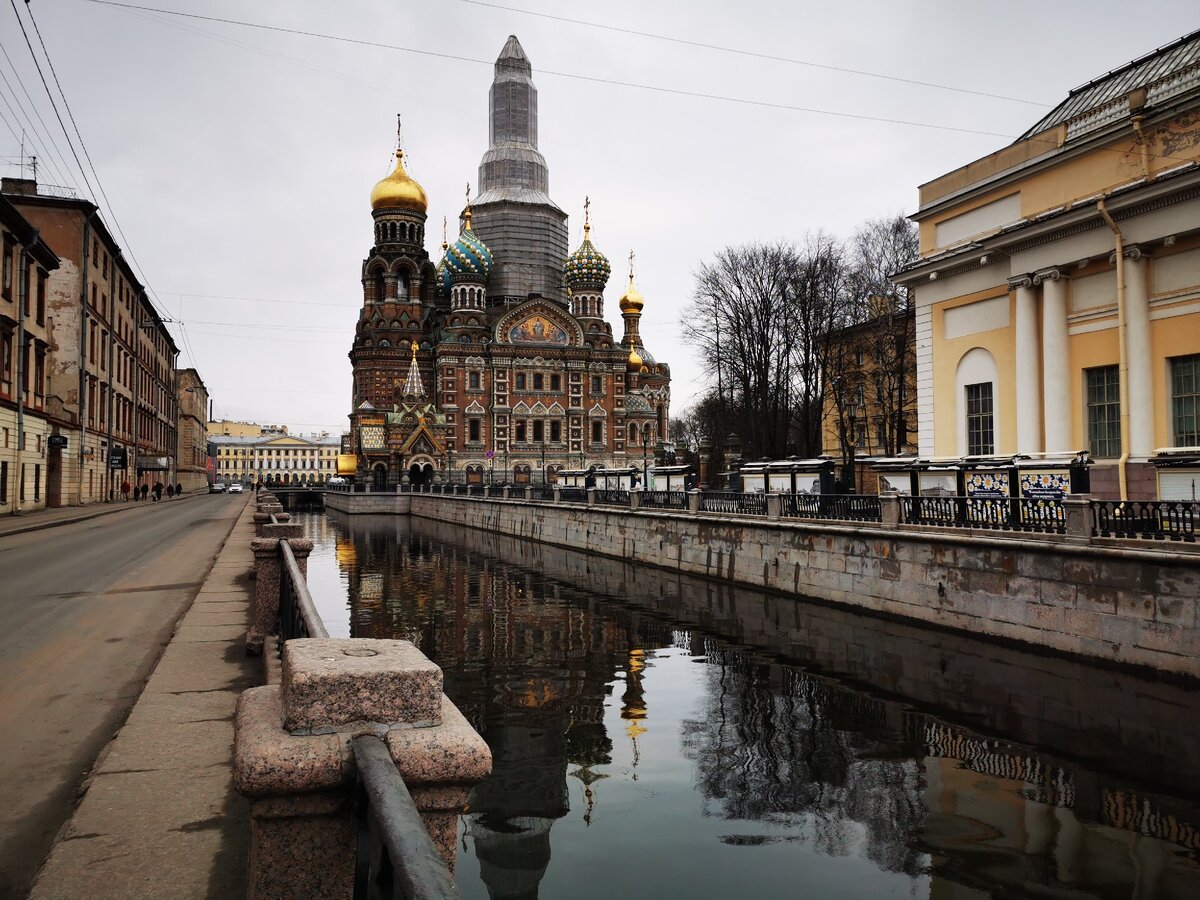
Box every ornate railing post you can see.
[552,485,562,503]
[687,489,702,514]
[629,490,640,511]
[234,639,492,898]
[586,487,596,507]
[765,493,782,520]
[247,537,311,655]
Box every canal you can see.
[295,508,1200,899]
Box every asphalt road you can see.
[0,493,246,899]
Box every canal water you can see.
[295,509,1200,899]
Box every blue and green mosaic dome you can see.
[564,234,610,291]
[445,220,492,282]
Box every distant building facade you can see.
[2,177,183,505]
[211,431,339,485]
[176,368,209,492]
[208,420,288,438]
[895,30,1200,500]
[1,195,59,513]
[346,36,671,487]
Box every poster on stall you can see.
[1019,470,1070,500]
[878,473,912,495]
[965,471,1009,498]
[918,472,956,497]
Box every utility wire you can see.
[75,0,1017,139]
[0,36,78,188]
[0,71,74,188]
[458,0,1050,107]
[14,0,174,323]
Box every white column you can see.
[1124,248,1154,459]
[1011,275,1042,454]
[1036,269,1071,452]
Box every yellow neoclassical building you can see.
[211,432,340,485]
[896,30,1200,500]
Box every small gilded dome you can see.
[564,218,611,291]
[627,347,643,371]
[445,211,492,281]
[370,150,428,213]
[618,273,644,314]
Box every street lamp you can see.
[846,399,866,494]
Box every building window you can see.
[515,420,526,442]
[468,418,481,443]
[515,373,526,390]
[468,371,481,390]
[550,420,561,442]
[0,461,6,504]
[591,375,602,394]
[1172,354,1200,446]
[533,373,544,391]
[550,374,561,391]
[591,421,602,444]
[965,382,994,456]
[532,420,544,442]
[1085,366,1121,459]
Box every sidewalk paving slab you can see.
[29,503,260,900]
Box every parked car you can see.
[209,482,226,493]
[328,476,348,486]
[228,482,244,494]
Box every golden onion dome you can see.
[627,347,644,371]
[370,149,428,213]
[618,272,644,314]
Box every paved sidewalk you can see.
[0,492,205,539]
[29,502,259,899]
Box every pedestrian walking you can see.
[139,483,148,501]
[121,480,131,502]
[167,484,175,499]
[254,481,261,496]
[153,481,164,502]
[175,482,183,497]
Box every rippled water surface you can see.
[295,509,1200,900]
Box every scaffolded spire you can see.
[402,340,426,400]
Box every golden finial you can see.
[583,195,591,239]
[410,340,419,359]
[628,249,636,282]
[441,215,448,251]
[394,113,404,163]
[463,182,473,231]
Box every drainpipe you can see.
[14,247,28,515]
[1097,199,1130,501]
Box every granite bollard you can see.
[234,638,492,898]
[247,538,313,655]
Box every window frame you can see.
[965,382,995,456]
[1171,354,1200,447]
[1085,365,1121,459]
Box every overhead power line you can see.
[458,0,1050,107]
[75,0,1018,139]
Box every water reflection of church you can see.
[341,519,665,899]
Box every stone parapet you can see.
[234,638,491,896]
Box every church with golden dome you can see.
[346,35,671,487]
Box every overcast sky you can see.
[2,1,1196,435]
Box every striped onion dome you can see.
[444,210,492,283]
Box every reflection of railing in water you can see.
[1104,789,1200,851]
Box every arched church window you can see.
[628,423,638,442]
[379,340,391,348]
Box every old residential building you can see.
[176,368,209,493]
[1,195,59,513]
[346,36,671,487]
[895,29,1200,500]
[2,177,182,505]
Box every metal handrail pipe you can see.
[351,735,459,899]
[279,540,330,639]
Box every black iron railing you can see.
[639,490,688,510]
[1094,500,1197,542]
[781,493,882,522]
[699,491,767,516]
[279,540,330,644]
[466,484,486,496]
[899,496,1066,534]
[352,734,458,900]
[559,487,588,504]
[529,485,555,501]
[595,489,630,506]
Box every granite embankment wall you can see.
[323,492,1200,678]
[404,515,1200,800]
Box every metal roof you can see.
[1020,28,1200,139]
